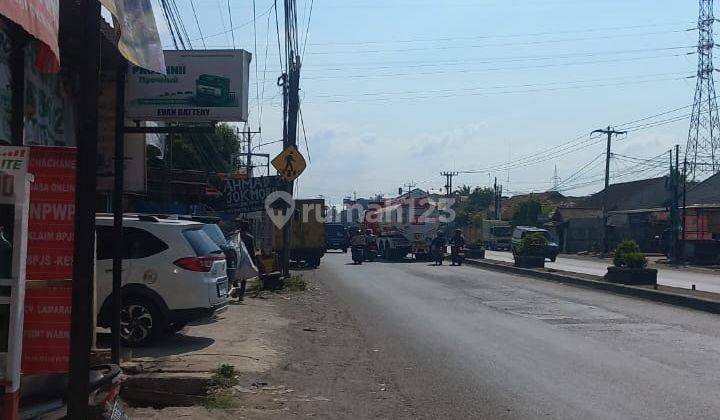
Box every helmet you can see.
[365,229,373,235]
[437,230,445,237]
[454,228,462,235]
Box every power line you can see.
[306,21,694,46]
[189,0,206,48]
[306,29,693,56]
[301,0,314,58]
[227,0,236,49]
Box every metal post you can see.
[111,63,126,364]
[67,0,102,417]
[246,126,252,176]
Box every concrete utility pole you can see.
[669,145,681,263]
[592,126,627,254]
[403,182,417,196]
[441,172,458,197]
[280,0,301,277]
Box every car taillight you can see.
[174,255,224,272]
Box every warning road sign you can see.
[272,145,306,181]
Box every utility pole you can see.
[403,181,417,196]
[440,171,458,197]
[280,0,301,277]
[674,144,681,263]
[668,147,680,263]
[682,156,688,260]
[494,177,499,219]
[236,126,261,176]
[592,126,627,254]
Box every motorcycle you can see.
[366,242,378,261]
[450,245,465,266]
[431,243,445,266]
[351,245,365,265]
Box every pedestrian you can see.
[236,220,257,300]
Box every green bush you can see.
[613,240,647,268]
[517,233,547,256]
[623,252,648,269]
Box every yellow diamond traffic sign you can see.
[272,145,306,181]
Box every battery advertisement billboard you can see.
[125,49,251,122]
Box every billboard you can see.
[125,49,251,122]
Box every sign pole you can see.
[111,62,127,364]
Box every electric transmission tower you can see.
[687,0,720,180]
[551,165,561,191]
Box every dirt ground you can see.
[128,272,414,419]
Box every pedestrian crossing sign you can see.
[272,145,306,181]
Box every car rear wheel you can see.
[121,296,163,347]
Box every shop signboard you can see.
[125,49,251,122]
[223,175,285,214]
[21,146,76,374]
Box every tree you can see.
[161,123,241,173]
[454,186,494,226]
[455,185,472,196]
[511,199,541,227]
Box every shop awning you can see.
[0,0,60,69]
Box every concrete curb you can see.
[464,258,720,315]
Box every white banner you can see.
[125,49,251,122]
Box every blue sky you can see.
[150,0,699,206]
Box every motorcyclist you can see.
[364,229,376,246]
[449,229,466,265]
[430,230,446,266]
[351,228,367,247]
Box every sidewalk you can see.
[463,257,720,315]
[126,274,412,419]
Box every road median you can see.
[464,257,720,315]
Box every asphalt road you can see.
[310,252,720,419]
[485,250,720,294]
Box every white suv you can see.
[95,215,229,346]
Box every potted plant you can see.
[465,239,485,259]
[605,240,657,285]
[513,232,547,269]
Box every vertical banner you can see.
[21,146,76,374]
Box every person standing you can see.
[236,220,257,301]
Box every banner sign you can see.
[125,49,251,122]
[0,0,59,68]
[22,146,76,375]
[97,81,146,192]
[23,43,76,146]
[224,175,284,214]
[99,0,166,74]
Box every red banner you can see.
[22,146,76,375]
[22,286,72,374]
[0,0,59,69]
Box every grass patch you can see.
[283,275,306,292]
[204,393,238,410]
[211,364,239,388]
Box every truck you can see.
[362,192,442,261]
[274,198,326,267]
[482,220,512,251]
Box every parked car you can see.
[511,226,560,262]
[325,223,349,252]
[95,215,229,346]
